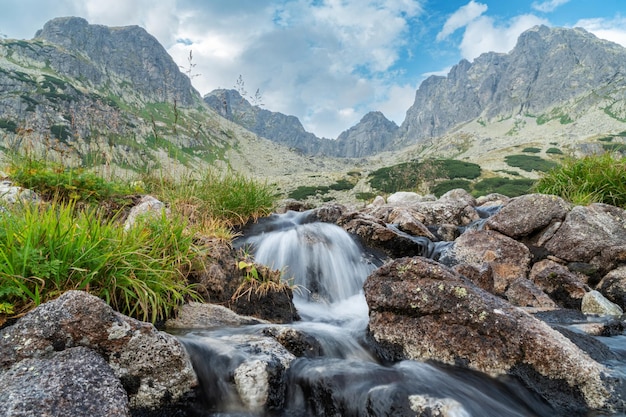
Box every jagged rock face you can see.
[204,89,326,155]
[333,111,398,157]
[204,90,398,157]
[35,17,197,106]
[396,25,626,146]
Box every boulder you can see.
[485,193,571,239]
[581,291,624,317]
[388,207,437,240]
[0,346,129,417]
[597,266,626,310]
[123,194,169,230]
[529,259,588,309]
[165,302,268,329]
[411,198,480,227]
[0,291,197,409]
[387,191,432,205]
[544,204,626,271]
[364,257,624,414]
[0,180,40,204]
[338,211,433,258]
[449,229,532,295]
[504,277,558,308]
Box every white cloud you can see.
[531,0,570,13]
[575,17,626,47]
[457,14,548,60]
[436,1,488,41]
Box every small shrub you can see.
[546,147,563,155]
[505,154,557,172]
[472,178,535,197]
[0,119,18,134]
[356,192,377,201]
[329,179,354,191]
[522,147,541,153]
[288,185,330,201]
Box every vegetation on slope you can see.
[0,154,278,324]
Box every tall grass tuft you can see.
[143,169,277,228]
[0,201,200,322]
[534,153,626,207]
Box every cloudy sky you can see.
[1,0,625,138]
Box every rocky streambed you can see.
[2,189,626,416]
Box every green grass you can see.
[6,156,135,204]
[432,179,472,197]
[534,153,626,207]
[288,185,330,201]
[143,169,277,227]
[505,154,558,172]
[546,147,563,155]
[0,201,201,322]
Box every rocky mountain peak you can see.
[34,16,197,106]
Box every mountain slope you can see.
[395,25,626,147]
[0,17,349,186]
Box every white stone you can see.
[581,290,623,316]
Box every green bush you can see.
[329,179,354,191]
[534,154,626,207]
[0,201,200,321]
[287,185,330,201]
[472,178,535,197]
[505,154,558,172]
[0,119,18,134]
[522,147,541,153]
[546,147,563,155]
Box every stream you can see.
[174,210,623,416]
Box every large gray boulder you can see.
[0,347,130,417]
[544,204,626,272]
[485,193,571,239]
[364,257,625,414]
[0,291,197,409]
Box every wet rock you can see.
[263,327,324,358]
[338,211,433,258]
[544,204,626,269]
[449,229,532,295]
[432,223,460,241]
[0,346,130,417]
[529,259,588,309]
[388,207,437,240]
[581,290,624,316]
[364,257,624,414]
[485,193,571,239]
[165,302,267,329]
[309,203,348,224]
[408,394,469,417]
[229,284,300,324]
[0,291,197,409]
[597,266,626,310]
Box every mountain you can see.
[394,25,626,147]
[204,89,398,158]
[0,17,344,183]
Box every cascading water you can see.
[175,210,562,416]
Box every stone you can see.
[123,195,169,231]
[544,204,626,267]
[0,180,40,204]
[338,211,434,258]
[364,257,624,414]
[0,346,130,417]
[165,302,267,329]
[388,207,437,240]
[597,266,626,310]
[505,277,558,308]
[485,193,571,239]
[387,191,427,205]
[581,290,624,316]
[529,259,588,309]
[0,291,197,409]
[449,229,532,295]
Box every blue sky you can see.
[1,0,625,138]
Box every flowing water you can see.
[176,210,621,417]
